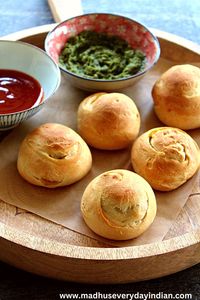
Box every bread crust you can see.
[17,123,92,188]
[81,169,157,240]
[131,127,200,191]
[77,92,140,150]
[152,64,200,130]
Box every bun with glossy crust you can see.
[131,127,200,191]
[152,64,200,130]
[77,92,140,150]
[17,123,92,188]
[81,169,157,240]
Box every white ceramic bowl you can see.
[0,40,61,130]
[45,13,160,92]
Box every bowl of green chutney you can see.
[45,13,160,92]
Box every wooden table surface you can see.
[0,0,200,299]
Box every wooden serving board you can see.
[0,25,200,284]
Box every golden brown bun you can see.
[152,64,200,130]
[17,123,92,188]
[81,169,157,240]
[77,92,140,150]
[131,127,200,191]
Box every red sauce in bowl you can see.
[0,69,44,114]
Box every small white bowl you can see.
[0,40,61,130]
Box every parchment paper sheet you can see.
[0,58,199,247]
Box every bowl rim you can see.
[0,40,61,117]
[45,12,161,83]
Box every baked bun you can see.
[131,127,200,191]
[81,169,157,240]
[77,92,140,150]
[17,123,92,188]
[152,64,200,130]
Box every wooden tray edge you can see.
[1,24,200,53]
[1,221,200,260]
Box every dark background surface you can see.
[0,260,200,299]
[0,0,200,299]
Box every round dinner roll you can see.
[131,127,200,191]
[81,169,157,240]
[152,64,200,130]
[17,123,92,188]
[77,92,140,150]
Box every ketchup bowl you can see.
[0,40,61,130]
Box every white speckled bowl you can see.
[0,40,61,130]
[45,13,160,92]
